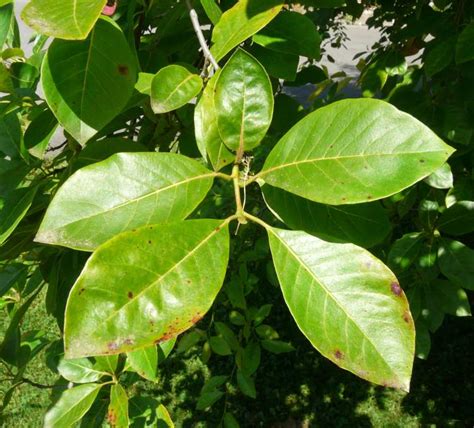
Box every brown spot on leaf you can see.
[78,288,85,295]
[419,159,425,163]
[334,349,344,360]
[108,342,119,351]
[402,311,411,324]
[215,226,221,232]
[391,282,402,296]
[367,195,373,200]
[107,409,117,425]
[128,291,133,299]
[186,279,191,284]
[118,64,129,76]
[341,197,347,202]
[123,338,134,345]
[148,240,152,244]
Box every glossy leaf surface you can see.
[260,99,454,205]
[57,356,104,383]
[151,65,203,114]
[64,220,230,358]
[215,49,273,152]
[262,184,391,248]
[21,0,106,40]
[210,0,283,62]
[41,19,137,145]
[268,228,415,391]
[108,384,129,428]
[127,345,158,382]
[195,71,235,170]
[36,153,215,251]
[44,383,103,428]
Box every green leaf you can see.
[424,37,455,77]
[177,330,203,353]
[21,0,106,40]
[268,228,415,391]
[249,45,299,81]
[387,232,424,274]
[0,4,13,49]
[44,383,103,428]
[64,219,230,358]
[108,384,129,428]
[151,65,203,114]
[253,11,321,59]
[429,280,471,317]
[195,70,235,170]
[0,111,23,159]
[415,320,430,360]
[261,339,295,354]
[255,324,278,340]
[127,345,158,382]
[236,370,256,398]
[156,404,174,427]
[200,0,222,25]
[424,163,453,189]
[210,0,283,62]
[94,355,118,373]
[0,187,36,245]
[41,18,137,145]
[260,99,454,205]
[215,321,240,351]
[57,356,104,383]
[214,49,273,153]
[456,21,474,65]
[262,184,391,248]
[209,335,232,356]
[438,201,474,236]
[36,153,215,251]
[438,238,474,290]
[224,412,240,428]
[201,375,227,393]
[24,108,59,159]
[241,341,261,376]
[196,390,224,410]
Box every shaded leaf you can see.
[438,238,474,290]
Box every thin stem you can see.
[214,172,233,181]
[243,211,272,230]
[185,0,220,71]
[232,165,246,224]
[20,377,57,389]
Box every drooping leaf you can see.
[41,18,137,145]
[438,238,474,290]
[195,70,235,170]
[214,49,273,153]
[44,383,103,428]
[21,0,106,40]
[262,184,391,248]
[108,384,129,428]
[127,345,158,382]
[0,187,36,245]
[36,153,215,251]
[64,219,230,358]
[210,0,284,62]
[151,65,203,114]
[253,10,321,59]
[259,99,454,205]
[438,201,474,236]
[268,227,415,391]
[456,21,474,65]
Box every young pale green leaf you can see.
[44,383,103,428]
[0,187,36,245]
[200,0,222,25]
[57,356,105,384]
[195,71,235,170]
[36,153,215,251]
[438,201,474,236]
[127,345,158,382]
[21,0,106,40]
[94,355,118,373]
[438,238,474,290]
[64,220,230,358]
[108,384,129,428]
[456,21,474,65]
[259,99,454,205]
[151,65,203,114]
[41,18,137,145]
[215,49,273,153]
[253,11,321,59]
[424,163,453,189]
[156,404,174,427]
[210,0,283,62]
[268,228,415,391]
[262,184,391,248]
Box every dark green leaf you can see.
[438,201,474,236]
[438,238,474,290]
[209,336,232,356]
[456,21,474,64]
[236,370,256,398]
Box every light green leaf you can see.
[21,0,106,40]
[210,0,284,62]
[200,0,222,25]
[127,345,158,382]
[108,384,129,428]
[268,228,415,391]
[195,70,235,170]
[64,219,230,358]
[0,187,36,245]
[456,21,474,65]
[0,4,13,49]
[260,99,454,205]
[253,10,321,59]
[94,355,118,373]
[156,404,174,427]
[424,162,453,189]
[57,356,105,384]
[44,383,103,428]
[151,65,203,114]
[36,153,215,251]
[215,49,273,153]
[438,238,474,290]
[262,184,391,248]
[41,18,137,145]
[438,201,474,236]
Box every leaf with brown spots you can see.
[108,384,129,427]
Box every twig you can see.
[185,0,220,71]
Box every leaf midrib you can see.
[270,229,401,383]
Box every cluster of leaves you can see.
[0,0,471,426]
